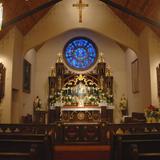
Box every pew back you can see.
[0,133,52,160]
[111,133,160,160]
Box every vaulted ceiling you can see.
[0,0,51,38]
[0,0,160,39]
[111,0,160,36]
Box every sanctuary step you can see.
[53,145,111,160]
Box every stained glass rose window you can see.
[64,37,98,70]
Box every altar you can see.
[47,52,114,124]
[48,105,114,123]
[61,106,101,122]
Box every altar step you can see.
[53,145,111,160]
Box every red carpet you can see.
[53,145,111,160]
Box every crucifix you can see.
[73,0,89,23]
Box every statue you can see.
[58,77,62,90]
[119,95,127,110]
[106,64,112,76]
[77,82,87,96]
[57,52,63,63]
[119,94,128,116]
[33,96,42,111]
[99,52,105,63]
[100,76,104,90]
[106,88,113,104]
[50,67,55,77]
[76,82,87,107]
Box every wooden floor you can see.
[53,145,111,160]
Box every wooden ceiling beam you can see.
[124,0,130,8]
[140,0,149,12]
[100,0,160,28]
[2,0,62,29]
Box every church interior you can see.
[0,0,160,160]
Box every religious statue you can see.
[76,82,87,107]
[57,52,63,63]
[50,66,55,77]
[77,82,87,96]
[106,64,112,76]
[58,77,62,90]
[99,52,105,63]
[100,76,104,90]
[119,94,128,116]
[119,95,127,109]
[33,96,42,111]
[106,88,113,104]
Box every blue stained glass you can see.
[64,37,98,70]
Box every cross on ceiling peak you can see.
[73,0,89,23]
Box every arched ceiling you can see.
[0,0,52,38]
[110,0,160,35]
[0,0,160,39]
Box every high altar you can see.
[47,55,114,123]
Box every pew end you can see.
[111,133,160,160]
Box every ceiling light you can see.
[0,3,3,30]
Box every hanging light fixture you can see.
[0,3,3,30]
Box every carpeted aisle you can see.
[53,145,111,160]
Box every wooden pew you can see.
[111,133,160,160]
[131,112,146,123]
[0,133,53,160]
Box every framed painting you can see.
[23,59,31,93]
[131,59,139,93]
[0,63,6,102]
[157,64,160,97]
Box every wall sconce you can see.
[0,3,3,30]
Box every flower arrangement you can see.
[144,105,160,123]
[49,85,114,107]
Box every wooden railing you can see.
[105,122,160,144]
[0,124,56,134]
[0,122,160,144]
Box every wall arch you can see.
[23,0,139,54]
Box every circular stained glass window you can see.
[63,37,98,71]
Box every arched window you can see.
[63,37,98,71]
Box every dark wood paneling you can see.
[1,0,50,37]
[109,0,160,36]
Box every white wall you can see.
[147,28,160,107]
[126,49,143,114]
[34,29,127,123]
[0,29,15,123]
[138,28,151,111]
[11,28,24,123]
[23,0,138,53]
[0,1,155,123]
[23,49,36,115]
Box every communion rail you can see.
[0,122,160,144]
[0,123,56,134]
[105,122,160,143]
